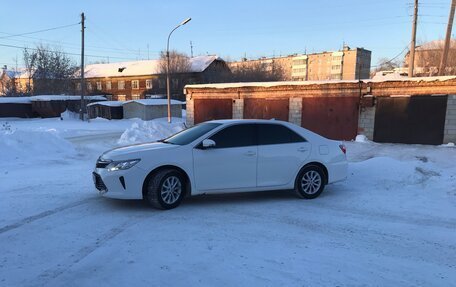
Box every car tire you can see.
[145,169,185,210]
[295,165,326,199]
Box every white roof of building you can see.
[30,95,107,101]
[185,76,456,89]
[84,55,221,78]
[416,39,456,51]
[2,69,31,79]
[125,99,183,106]
[87,101,123,107]
[0,97,32,104]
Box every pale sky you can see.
[0,0,452,69]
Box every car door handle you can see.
[297,147,308,152]
[244,151,256,156]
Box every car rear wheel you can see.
[295,165,325,199]
[145,169,185,209]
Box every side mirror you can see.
[202,139,216,149]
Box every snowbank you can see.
[0,128,76,162]
[118,118,185,145]
[355,134,369,143]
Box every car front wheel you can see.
[295,165,326,199]
[145,169,185,209]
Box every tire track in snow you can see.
[219,204,456,267]
[0,197,100,235]
[30,214,149,287]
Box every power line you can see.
[0,43,138,60]
[0,23,79,40]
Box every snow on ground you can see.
[0,117,455,287]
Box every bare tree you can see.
[406,41,456,76]
[374,57,401,72]
[23,44,78,95]
[227,60,285,82]
[158,50,191,74]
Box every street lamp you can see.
[166,17,191,123]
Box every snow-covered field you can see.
[0,116,455,287]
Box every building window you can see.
[146,79,153,89]
[172,79,178,89]
[96,82,102,90]
[131,80,139,89]
[117,95,126,101]
[106,81,111,90]
[132,94,140,100]
[87,82,92,91]
[118,80,125,90]
[158,79,165,89]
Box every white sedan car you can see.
[93,119,347,209]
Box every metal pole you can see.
[439,0,456,76]
[165,18,191,123]
[80,12,86,121]
[409,0,418,77]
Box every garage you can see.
[243,98,289,121]
[194,99,233,124]
[301,96,359,140]
[373,95,447,145]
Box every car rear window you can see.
[258,124,306,145]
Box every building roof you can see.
[416,39,456,51]
[2,69,31,79]
[84,55,221,78]
[185,76,456,90]
[124,99,183,106]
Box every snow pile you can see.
[441,142,455,147]
[355,134,369,143]
[118,119,185,145]
[0,128,76,162]
[60,110,80,120]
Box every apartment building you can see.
[229,46,371,81]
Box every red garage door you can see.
[301,96,359,140]
[243,98,289,121]
[194,99,233,124]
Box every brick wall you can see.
[232,99,244,119]
[288,98,302,126]
[444,95,456,143]
[358,106,376,140]
[185,95,194,126]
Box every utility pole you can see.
[409,0,418,77]
[439,0,456,76]
[80,12,86,121]
[190,41,194,58]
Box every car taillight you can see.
[339,144,346,154]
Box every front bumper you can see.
[93,166,146,199]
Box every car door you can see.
[192,124,257,192]
[257,123,311,187]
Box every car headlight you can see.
[106,159,141,171]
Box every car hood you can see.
[101,142,179,160]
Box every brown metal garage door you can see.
[243,98,289,121]
[194,99,233,124]
[374,95,447,145]
[301,96,359,140]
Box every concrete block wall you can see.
[232,99,244,119]
[186,97,194,126]
[444,95,456,143]
[288,98,302,126]
[358,107,376,140]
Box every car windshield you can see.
[162,123,222,145]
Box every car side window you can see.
[209,124,256,148]
[258,124,306,145]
